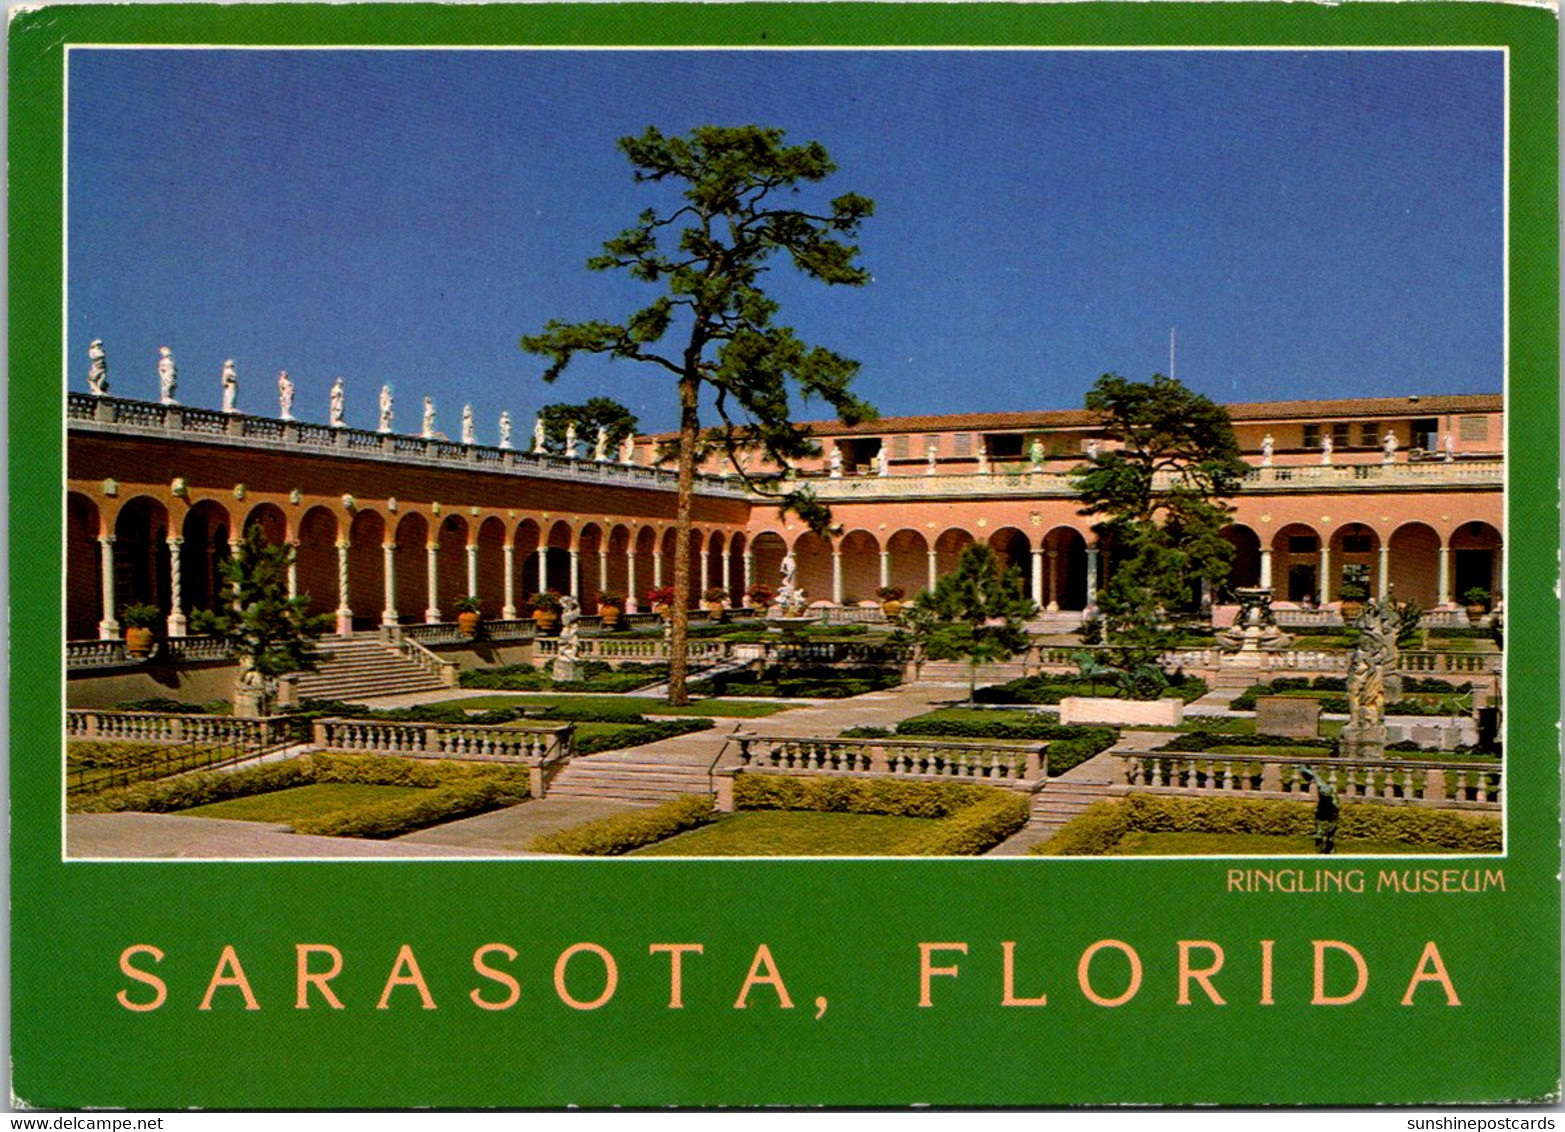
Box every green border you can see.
[10,4,1559,1108]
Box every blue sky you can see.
[68,48,1503,439]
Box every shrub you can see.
[116,698,210,715]
[887,790,1029,855]
[1035,799,1133,856]
[310,752,530,792]
[460,666,555,691]
[72,758,316,813]
[529,795,715,855]
[294,779,523,839]
[1157,731,1335,753]
[573,718,714,754]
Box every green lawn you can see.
[179,784,426,823]
[1111,831,1472,856]
[630,810,938,856]
[430,694,791,718]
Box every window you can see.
[951,433,973,458]
[1288,535,1319,553]
[1303,424,1321,449]
[1332,422,1351,449]
[1342,562,1371,590]
[987,434,1024,459]
[1459,415,1489,442]
[1342,534,1373,554]
[1359,422,1379,447]
[1411,418,1439,450]
[891,435,909,460]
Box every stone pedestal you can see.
[1256,696,1321,739]
[233,688,266,718]
[1338,724,1387,761]
[552,657,582,683]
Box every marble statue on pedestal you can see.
[1028,438,1045,471]
[277,371,295,420]
[157,346,179,405]
[1320,434,1333,465]
[333,379,350,429]
[1443,432,1455,462]
[976,441,989,474]
[498,411,513,449]
[552,595,583,681]
[221,360,239,413]
[87,340,109,395]
[595,427,608,462]
[376,384,393,433]
[829,448,844,478]
[533,417,547,454]
[565,422,578,458]
[462,404,475,445]
[1340,596,1398,760]
[621,435,635,464]
[876,447,889,477]
[1085,438,1100,461]
[925,438,939,475]
[422,397,437,439]
[1260,433,1274,467]
[1382,430,1397,464]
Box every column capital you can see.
[165,534,184,546]
[98,533,116,545]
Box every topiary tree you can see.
[190,524,334,716]
[909,545,1036,703]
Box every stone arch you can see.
[304,506,345,622]
[1040,525,1088,611]
[1271,522,1323,604]
[242,502,288,545]
[933,527,976,586]
[180,499,232,618]
[1449,520,1502,604]
[67,492,104,639]
[634,526,660,608]
[1328,522,1382,603]
[705,530,727,604]
[605,524,634,607]
[393,513,431,624]
[577,522,605,610]
[987,527,1032,600]
[1219,524,1263,597]
[749,531,787,600]
[435,514,470,619]
[885,528,930,597]
[727,532,748,605]
[791,530,833,604]
[476,517,508,618]
[514,519,543,600]
[1388,521,1441,610]
[544,520,574,596]
[838,529,881,604]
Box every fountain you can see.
[1218,586,1292,665]
[765,550,818,637]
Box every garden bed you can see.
[632,811,939,857]
[458,661,668,693]
[430,694,791,718]
[705,665,902,699]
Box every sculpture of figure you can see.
[533,417,547,454]
[594,427,609,462]
[1299,766,1339,855]
[157,346,178,405]
[461,403,475,445]
[781,549,797,592]
[925,437,939,476]
[1028,437,1045,470]
[976,440,989,474]
[1345,597,1397,732]
[277,370,295,420]
[86,339,109,395]
[1085,437,1100,460]
[621,435,636,464]
[1320,434,1333,465]
[556,595,581,662]
[498,411,513,449]
[220,359,239,413]
[1443,431,1455,462]
[775,549,808,616]
[1260,433,1274,467]
[422,397,436,439]
[1382,429,1397,464]
[375,384,392,433]
[564,422,578,458]
[829,448,844,478]
[332,378,349,428]
[876,447,889,477]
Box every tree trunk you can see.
[667,371,701,706]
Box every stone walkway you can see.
[67,812,496,859]
[397,796,643,855]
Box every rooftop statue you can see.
[87,339,109,396]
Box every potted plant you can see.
[531,590,564,634]
[1336,580,1368,624]
[876,584,906,619]
[703,585,729,617]
[646,586,677,619]
[120,603,161,659]
[596,590,625,630]
[745,583,776,611]
[453,594,483,637]
[1462,586,1491,623]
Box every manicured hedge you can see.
[293,779,523,839]
[117,697,233,715]
[974,674,1208,705]
[288,699,525,725]
[529,795,716,855]
[310,752,530,791]
[1035,793,1502,856]
[709,665,902,699]
[1158,730,1336,754]
[573,718,714,754]
[732,775,1029,855]
[67,740,167,769]
[458,661,668,693]
[72,758,315,814]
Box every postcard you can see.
[11,1,1560,1109]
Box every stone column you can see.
[653,546,664,588]
[1031,548,1045,609]
[720,545,732,604]
[1259,547,1272,590]
[285,540,299,602]
[98,535,119,639]
[1494,541,1504,601]
[1377,543,1391,600]
[743,550,754,595]
[1085,544,1099,609]
[927,549,938,592]
[1318,546,1332,605]
[382,543,399,626]
[879,549,890,591]
[165,536,187,637]
[568,548,580,599]
[831,546,844,604]
[698,545,709,598]
[465,544,478,599]
[425,542,441,623]
[536,545,549,598]
[598,549,610,595]
[1437,542,1451,607]
[626,548,639,612]
[1047,549,1062,613]
[336,539,353,636]
[501,543,517,620]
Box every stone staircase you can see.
[1028,776,1116,835]
[545,752,716,806]
[290,637,448,703]
[1209,667,1262,690]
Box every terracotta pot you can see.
[1338,601,1363,624]
[653,603,671,620]
[457,611,481,637]
[705,601,726,617]
[599,607,622,630]
[533,610,560,635]
[124,626,155,659]
[1466,604,1487,623]
[881,600,903,620]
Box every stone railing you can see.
[1031,644,1497,680]
[729,733,1044,787]
[312,717,571,766]
[68,392,747,499]
[394,635,459,686]
[66,635,233,670]
[67,709,296,748]
[1115,750,1501,809]
[532,637,733,663]
[822,606,890,625]
[66,639,129,668]
[1399,651,1500,675]
[803,459,1502,501]
[1273,608,1342,629]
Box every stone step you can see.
[290,640,448,702]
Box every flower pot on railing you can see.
[596,592,625,631]
[453,595,484,637]
[530,591,563,635]
[119,603,161,659]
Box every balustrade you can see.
[67,709,292,748]
[732,733,1043,785]
[312,717,571,764]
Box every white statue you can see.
[86,339,109,395]
[157,346,178,405]
[421,397,436,439]
[461,404,475,445]
[277,370,294,420]
[1320,434,1333,465]
[1443,431,1455,462]
[533,417,547,454]
[1028,437,1045,470]
[220,359,239,413]
[1086,438,1101,460]
[776,549,807,616]
[375,384,392,433]
[876,447,889,477]
[1261,433,1274,467]
[594,427,608,462]
[332,378,349,428]
[925,437,939,475]
[976,440,989,474]
[565,422,578,458]
[781,549,797,591]
[1382,429,1397,464]
[498,411,513,449]
[557,596,581,661]
[829,448,844,478]
[620,435,635,464]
